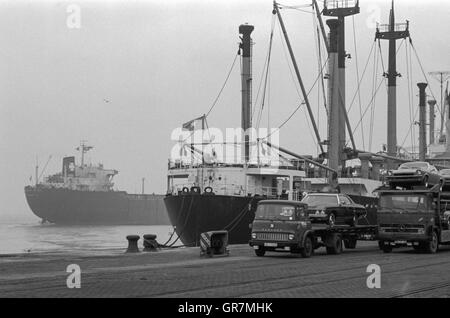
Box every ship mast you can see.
[239,24,254,164]
[375,0,409,167]
[76,140,93,167]
[323,0,360,170]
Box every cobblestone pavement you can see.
[1,241,450,298]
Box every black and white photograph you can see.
[1,0,450,304]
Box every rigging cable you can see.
[352,15,365,150]
[181,51,239,145]
[252,15,276,123]
[260,56,329,143]
[410,39,442,117]
[402,37,416,152]
[368,39,379,152]
[256,16,275,130]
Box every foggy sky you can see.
[1,0,449,222]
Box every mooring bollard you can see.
[126,235,140,253]
[143,234,158,252]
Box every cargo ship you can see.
[25,143,170,225]
[164,1,428,246]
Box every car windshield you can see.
[379,195,430,212]
[301,195,338,206]
[255,204,299,221]
[399,162,428,170]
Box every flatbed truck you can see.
[248,200,377,258]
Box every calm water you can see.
[0,222,174,255]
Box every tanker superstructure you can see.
[25,143,170,225]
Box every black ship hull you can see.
[25,186,170,225]
[164,194,378,246]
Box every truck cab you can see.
[377,187,450,253]
[249,200,314,258]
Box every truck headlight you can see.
[387,170,393,176]
[251,233,257,239]
[288,234,295,240]
[416,170,422,175]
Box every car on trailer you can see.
[377,185,450,253]
[249,200,377,258]
[385,161,440,189]
[301,192,367,227]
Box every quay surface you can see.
[1,242,450,298]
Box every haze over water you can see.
[0,214,174,255]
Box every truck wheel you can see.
[423,231,439,254]
[255,248,266,257]
[326,234,342,255]
[301,236,313,258]
[382,244,393,253]
[378,241,384,250]
[344,238,357,249]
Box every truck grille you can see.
[379,224,425,233]
[256,232,289,241]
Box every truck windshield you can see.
[379,195,429,212]
[255,204,298,221]
[301,195,338,206]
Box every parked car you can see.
[300,193,366,226]
[386,161,440,189]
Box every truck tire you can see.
[381,244,393,253]
[423,231,439,254]
[378,241,384,250]
[326,234,342,255]
[301,236,313,258]
[255,248,266,257]
[344,238,357,249]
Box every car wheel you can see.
[255,248,266,257]
[423,231,439,254]
[301,236,313,258]
[328,212,336,227]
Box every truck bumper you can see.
[377,233,430,242]
[249,239,300,250]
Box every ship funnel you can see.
[418,82,428,161]
[239,24,254,163]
